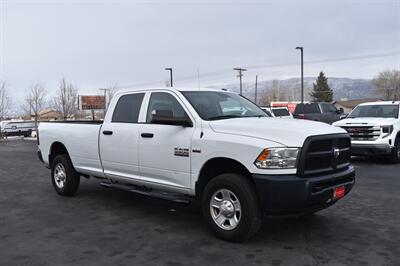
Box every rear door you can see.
[138,91,195,189]
[99,92,146,179]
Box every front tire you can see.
[390,136,400,163]
[51,154,80,196]
[202,173,263,242]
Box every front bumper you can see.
[252,166,355,215]
[351,143,393,156]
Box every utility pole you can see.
[99,88,109,118]
[254,75,258,105]
[233,67,247,95]
[296,46,304,103]
[165,68,173,87]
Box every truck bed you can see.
[39,121,104,176]
[42,120,104,124]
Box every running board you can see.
[100,182,190,204]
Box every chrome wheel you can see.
[54,163,66,189]
[209,189,241,230]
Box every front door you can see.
[138,91,195,189]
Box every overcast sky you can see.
[1,0,399,105]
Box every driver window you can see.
[146,92,187,123]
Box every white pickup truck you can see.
[38,88,355,242]
[333,101,400,162]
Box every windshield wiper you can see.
[208,114,266,120]
[244,115,266,118]
[208,115,242,120]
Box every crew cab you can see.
[333,101,400,162]
[293,102,343,124]
[37,88,355,242]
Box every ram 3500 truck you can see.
[37,88,355,242]
[333,101,400,162]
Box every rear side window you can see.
[112,93,145,123]
[295,103,320,114]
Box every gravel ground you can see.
[0,139,399,266]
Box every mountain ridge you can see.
[212,77,375,102]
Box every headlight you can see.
[381,125,393,138]
[254,148,299,169]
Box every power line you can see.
[246,51,400,70]
[117,51,400,89]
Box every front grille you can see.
[341,126,381,141]
[297,134,351,176]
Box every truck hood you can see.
[333,117,397,127]
[209,117,346,147]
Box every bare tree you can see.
[0,80,10,120]
[54,77,78,120]
[106,83,118,108]
[24,83,47,127]
[258,83,288,106]
[372,69,400,100]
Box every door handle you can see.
[102,130,113,135]
[141,133,154,138]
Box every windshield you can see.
[348,105,399,118]
[181,91,268,120]
[272,108,290,116]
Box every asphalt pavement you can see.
[0,139,399,266]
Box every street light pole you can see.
[233,67,247,95]
[295,46,304,103]
[165,68,173,87]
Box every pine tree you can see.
[310,71,333,102]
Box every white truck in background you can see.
[260,106,293,118]
[333,101,400,162]
[0,120,36,137]
[37,87,355,242]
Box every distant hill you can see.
[212,77,374,101]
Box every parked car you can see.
[261,107,293,118]
[293,102,343,124]
[333,101,400,162]
[0,120,36,137]
[37,88,355,242]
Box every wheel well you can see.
[195,157,252,199]
[49,142,70,166]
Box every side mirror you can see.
[340,114,348,120]
[151,110,193,127]
[339,108,344,114]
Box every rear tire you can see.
[390,136,400,163]
[202,173,263,242]
[51,154,80,196]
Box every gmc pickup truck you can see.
[333,101,400,162]
[37,88,355,242]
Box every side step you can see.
[100,182,190,204]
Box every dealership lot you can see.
[0,139,399,266]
